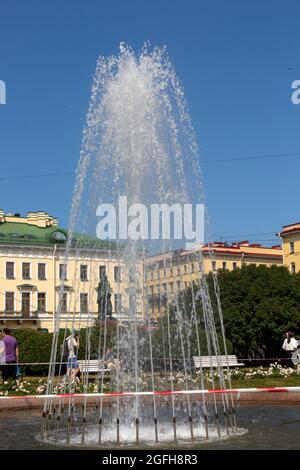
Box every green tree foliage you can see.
[77,322,117,360]
[206,265,300,359]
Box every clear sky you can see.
[0,0,299,245]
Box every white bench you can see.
[77,359,110,376]
[193,355,244,369]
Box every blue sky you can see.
[0,0,299,245]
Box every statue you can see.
[97,273,114,321]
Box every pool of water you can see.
[1,404,300,450]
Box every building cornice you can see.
[279,227,300,237]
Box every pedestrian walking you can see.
[1,328,19,380]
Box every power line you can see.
[221,239,279,243]
[0,151,299,182]
[0,171,74,181]
[201,151,300,163]
[220,232,277,238]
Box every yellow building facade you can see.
[145,241,283,318]
[279,222,300,273]
[0,209,143,332]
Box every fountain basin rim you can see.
[1,387,300,411]
[1,385,300,402]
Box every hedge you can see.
[11,321,231,376]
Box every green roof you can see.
[0,221,117,250]
[70,232,118,250]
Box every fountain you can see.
[40,43,242,447]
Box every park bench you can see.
[77,359,111,377]
[193,355,244,369]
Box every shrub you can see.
[14,329,68,375]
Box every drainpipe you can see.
[277,232,285,268]
[52,244,57,332]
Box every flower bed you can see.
[0,377,102,396]
[0,363,299,396]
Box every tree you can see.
[207,265,300,358]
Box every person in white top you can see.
[282,331,298,367]
[66,332,80,380]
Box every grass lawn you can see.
[229,376,300,388]
[196,376,300,390]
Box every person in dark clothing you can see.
[2,328,19,380]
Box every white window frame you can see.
[22,262,31,280]
[38,263,47,280]
[6,261,15,279]
[5,291,15,313]
[37,292,47,313]
[59,263,68,281]
[21,291,31,316]
[80,292,89,313]
[58,292,68,313]
[80,264,88,282]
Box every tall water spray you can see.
[41,44,240,447]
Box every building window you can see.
[114,294,122,314]
[6,262,14,279]
[37,293,46,312]
[80,265,88,281]
[222,262,227,270]
[150,271,153,281]
[233,262,237,270]
[291,262,296,274]
[129,294,135,314]
[21,292,30,317]
[290,242,295,254]
[191,263,194,273]
[59,293,67,313]
[80,293,88,313]
[184,265,187,274]
[38,263,46,280]
[177,281,181,291]
[114,266,121,282]
[212,261,217,271]
[22,263,31,280]
[177,267,181,276]
[99,265,106,280]
[129,266,135,283]
[5,292,14,312]
[163,268,166,278]
[59,264,67,281]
